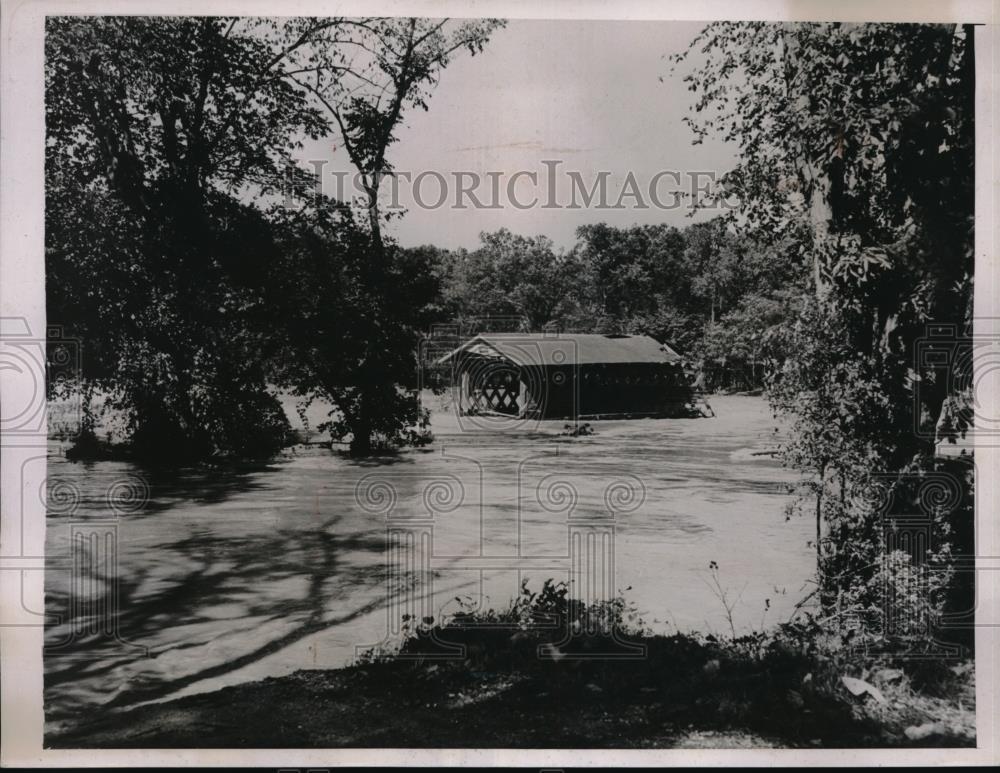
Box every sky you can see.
[298,19,739,252]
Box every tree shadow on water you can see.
[134,460,284,516]
[44,502,395,723]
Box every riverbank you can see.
[48,589,975,749]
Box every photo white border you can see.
[1,0,997,767]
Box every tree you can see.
[440,229,585,331]
[284,18,505,454]
[47,16,506,459]
[262,200,435,453]
[700,288,804,391]
[572,223,687,325]
[685,228,807,389]
[675,22,975,641]
[46,17,347,460]
[681,219,744,324]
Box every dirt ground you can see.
[47,651,975,750]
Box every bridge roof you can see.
[435,333,682,367]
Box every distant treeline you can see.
[408,218,807,391]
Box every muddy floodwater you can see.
[44,394,814,733]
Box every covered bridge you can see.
[436,333,696,420]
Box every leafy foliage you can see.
[351,581,974,747]
[45,17,350,460]
[46,16,504,460]
[282,17,505,455]
[674,22,975,648]
[437,229,588,331]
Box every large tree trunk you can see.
[348,182,387,457]
[350,399,373,456]
[781,28,838,302]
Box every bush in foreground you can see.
[361,579,975,748]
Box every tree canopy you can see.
[673,21,975,645]
[46,15,502,459]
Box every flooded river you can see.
[44,394,814,733]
